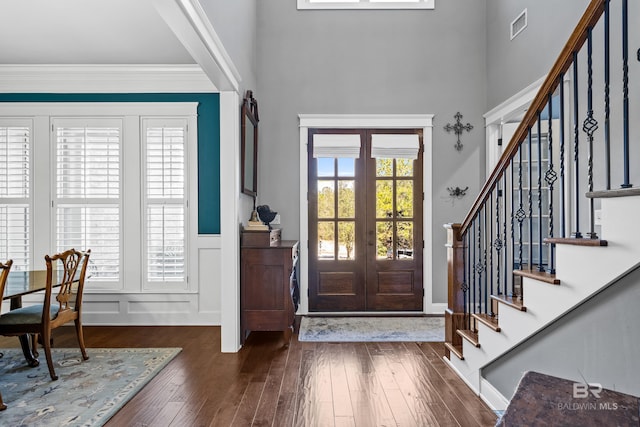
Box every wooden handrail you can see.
[460,0,606,235]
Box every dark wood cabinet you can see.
[240,231,299,344]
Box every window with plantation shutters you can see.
[143,119,187,285]
[53,118,121,282]
[0,120,31,271]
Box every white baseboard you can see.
[480,377,510,411]
[427,303,447,315]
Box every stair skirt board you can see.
[442,355,480,394]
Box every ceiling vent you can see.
[511,9,528,40]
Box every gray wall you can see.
[483,263,640,400]
[255,0,488,305]
[201,0,257,94]
[486,0,590,110]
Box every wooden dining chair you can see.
[0,249,91,381]
[0,259,13,411]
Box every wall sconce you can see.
[447,186,468,198]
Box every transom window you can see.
[298,0,434,10]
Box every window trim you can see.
[297,0,434,10]
[142,117,189,290]
[0,102,198,294]
[0,118,33,271]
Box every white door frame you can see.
[298,114,436,314]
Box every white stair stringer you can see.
[444,195,640,410]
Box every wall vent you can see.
[510,9,528,40]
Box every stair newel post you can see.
[547,93,557,274]
[621,0,631,189]
[604,0,611,190]
[444,223,466,358]
[583,27,599,239]
[572,53,584,238]
[536,114,545,272]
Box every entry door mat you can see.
[298,316,444,342]
[0,347,181,426]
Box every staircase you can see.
[443,0,638,410]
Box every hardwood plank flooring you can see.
[0,324,497,426]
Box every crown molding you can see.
[0,64,217,93]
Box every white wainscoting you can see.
[17,235,222,326]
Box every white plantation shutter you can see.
[144,120,187,283]
[0,121,31,270]
[54,119,121,282]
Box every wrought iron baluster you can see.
[490,191,494,305]
[505,169,510,298]
[528,128,534,269]
[517,145,525,279]
[466,231,471,329]
[621,0,631,188]
[559,74,567,238]
[462,230,468,329]
[547,94,557,273]
[583,28,599,239]
[483,205,488,314]
[472,219,477,314]
[604,0,611,190]
[493,187,501,308]
[537,115,544,272]
[572,56,583,238]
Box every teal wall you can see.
[0,93,220,234]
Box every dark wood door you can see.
[308,129,423,312]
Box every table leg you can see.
[9,297,40,367]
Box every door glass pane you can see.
[376,180,393,218]
[338,181,355,218]
[396,158,413,177]
[318,222,335,260]
[396,180,413,218]
[376,158,393,177]
[317,158,334,177]
[396,222,414,259]
[338,221,355,260]
[337,158,355,177]
[376,221,393,260]
[317,180,335,218]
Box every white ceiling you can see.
[0,0,195,65]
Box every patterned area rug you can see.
[0,347,181,426]
[298,316,444,342]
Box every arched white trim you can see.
[298,113,437,314]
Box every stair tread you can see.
[457,329,481,347]
[444,342,464,360]
[491,294,527,311]
[472,313,501,332]
[587,187,640,198]
[514,268,560,285]
[544,237,608,247]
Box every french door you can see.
[308,129,423,311]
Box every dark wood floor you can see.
[2,324,497,426]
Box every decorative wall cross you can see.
[444,112,473,151]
